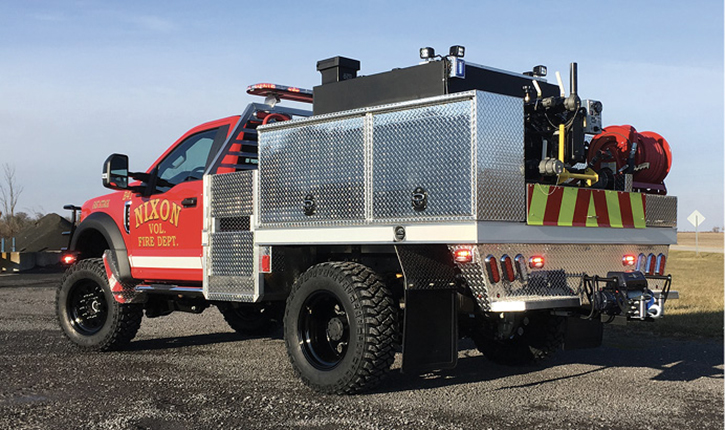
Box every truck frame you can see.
[57,47,677,394]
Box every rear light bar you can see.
[622,254,636,266]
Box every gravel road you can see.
[0,272,722,430]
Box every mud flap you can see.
[563,316,603,350]
[396,245,458,373]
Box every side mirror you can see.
[102,153,129,190]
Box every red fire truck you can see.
[58,46,677,394]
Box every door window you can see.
[155,129,218,192]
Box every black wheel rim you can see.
[298,290,350,370]
[67,280,108,335]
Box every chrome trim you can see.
[489,297,581,312]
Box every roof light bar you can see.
[246,83,313,104]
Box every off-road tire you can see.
[284,262,399,394]
[472,312,565,366]
[218,302,281,336]
[56,258,143,351]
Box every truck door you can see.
[127,118,236,283]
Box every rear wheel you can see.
[472,312,565,366]
[56,258,143,351]
[284,262,399,394]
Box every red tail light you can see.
[645,253,656,275]
[500,254,515,282]
[260,255,271,273]
[622,254,636,266]
[454,247,474,263]
[529,255,545,269]
[484,254,500,283]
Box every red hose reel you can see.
[588,125,672,193]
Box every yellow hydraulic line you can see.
[556,123,599,186]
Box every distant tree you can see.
[713,226,721,233]
[0,163,22,218]
[0,163,26,238]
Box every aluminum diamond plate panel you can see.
[207,231,255,300]
[210,171,254,218]
[259,117,365,227]
[452,243,669,309]
[645,195,677,228]
[475,92,525,221]
[372,100,474,221]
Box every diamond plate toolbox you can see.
[257,91,525,228]
[205,170,259,301]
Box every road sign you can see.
[687,210,705,228]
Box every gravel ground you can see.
[0,272,722,430]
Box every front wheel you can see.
[56,258,143,351]
[284,262,399,394]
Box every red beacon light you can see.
[622,254,636,267]
[528,255,545,269]
[454,247,474,263]
[61,253,77,265]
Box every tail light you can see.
[484,254,500,283]
[514,254,528,281]
[655,253,666,276]
[635,253,646,272]
[529,255,545,269]
[500,254,515,282]
[645,253,656,275]
[454,247,474,263]
[622,254,636,266]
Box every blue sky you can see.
[1,0,722,230]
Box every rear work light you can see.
[622,254,636,266]
[500,254,515,282]
[655,253,666,276]
[484,254,500,283]
[454,247,474,263]
[529,255,545,269]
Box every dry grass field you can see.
[627,249,724,338]
[677,232,724,250]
